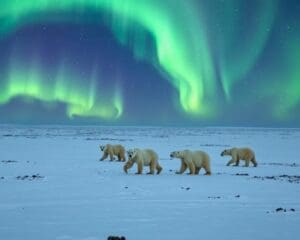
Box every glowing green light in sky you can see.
[273,38,300,120]
[0,57,123,120]
[0,0,216,117]
[0,0,299,123]
[213,0,277,100]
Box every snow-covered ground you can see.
[0,126,299,240]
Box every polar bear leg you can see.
[251,157,258,167]
[176,160,187,174]
[109,152,115,161]
[187,161,195,175]
[135,161,143,174]
[100,152,108,161]
[195,167,201,174]
[123,160,134,173]
[117,152,125,161]
[156,164,163,174]
[203,163,211,175]
[117,151,125,162]
[204,167,211,175]
[147,161,156,174]
[244,159,250,167]
[121,152,126,162]
[234,158,240,166]
[226,159,235,166]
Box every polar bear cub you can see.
[170,150,211,175]
[99,144,126,162]
[124,148,163,175]
[221,147,257,167]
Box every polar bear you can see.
[99,144,126,161]
[123,148,163,175]
[170,150,211,175]
[221,147,257,167]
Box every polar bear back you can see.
[191,150,210,168]
[112,144,125,155]
[233,147,255,160]
[137,149,158,166]
[104,144,124,154]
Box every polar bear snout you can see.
[126,149,134,159]
[99,145,105,151]
[221,150,230,156]
[170,151,178,158]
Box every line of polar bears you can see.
[99,144,258,175]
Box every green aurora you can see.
[0,56,123,119]
[0,0,216,117]
[0,0,299,125]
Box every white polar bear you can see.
[99,144,126,161]
[221,147,257,167]
[170,150,211,175]
[123,148,163,175]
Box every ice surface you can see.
[0,126,299,240]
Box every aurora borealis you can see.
[0,0,299,126]
[1,53,123,119]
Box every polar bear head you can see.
[127,148,139,159]
[99,145,106,151]
[170,151,184,159]
[221,149,232,156]
[124,149,137,174]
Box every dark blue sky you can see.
[0,0,299,126]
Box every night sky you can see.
[0,0,299,126]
